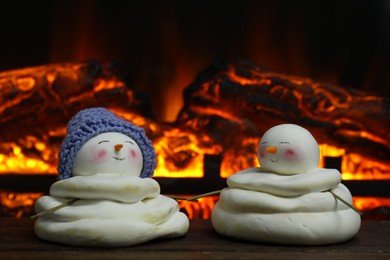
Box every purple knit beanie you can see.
[57,107,156,180]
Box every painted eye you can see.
[98,140,109,144]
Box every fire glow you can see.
[2,141,388,180]
[0,61,389,218]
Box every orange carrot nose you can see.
[114,144,123,151]
[266,146,277,154]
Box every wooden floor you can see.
[0,218,389,259]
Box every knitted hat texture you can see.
[57,107,156,180]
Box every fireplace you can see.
[0,60,389,219]
[0,1,389,219]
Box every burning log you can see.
[0,61,153,174]
[1,60,388,179]
[177,61,390,168]
[0,60,389,218]
[0,60,153,138]
[0,61,218,178]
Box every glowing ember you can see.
[0,192,43,218]
[342,154,390,180]
[178,196,219,219]
[1,61,389,180]
[0,61,389,217]
[353,197,390,211]
[178,61,390,180]
[0,61,151,175]
[0,137,56,174]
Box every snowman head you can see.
[58,108,156,180]
[72,132,144,177]
[258,124,320,175]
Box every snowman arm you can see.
[328,189,362,215]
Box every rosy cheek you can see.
[130,149,137,159]
[259,149,265,159]
[284,149,298,160]
[92,148,108,162]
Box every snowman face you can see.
[72,132,143,177]
[258,124,319,175]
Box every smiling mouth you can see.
[270,158,279,163]
[113,156,125,161]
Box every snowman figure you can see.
[34,107,189,247]
[212,124,361,245]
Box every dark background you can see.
[1,0,389,121]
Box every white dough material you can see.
[34,131,189,247]
[227,167,342,197]
[257,124,320,175]
[72,132,144,178]
[50,175,160,203]
[212,171,361,245]
[35,194,188,247]
[211,124,361,245]
[212,205,361,245]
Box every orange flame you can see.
[177,196,219,219]
[319,144,389,180]
[0,192,43,218]
[0,137,56,175]
[1,119,389,180]
[353,197,390,211]
[1,62,389,217]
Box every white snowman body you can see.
[212,124,361,245]
[34,132,189,247]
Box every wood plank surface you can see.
[0,218,389,259]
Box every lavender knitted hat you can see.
[57,107,156,180]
